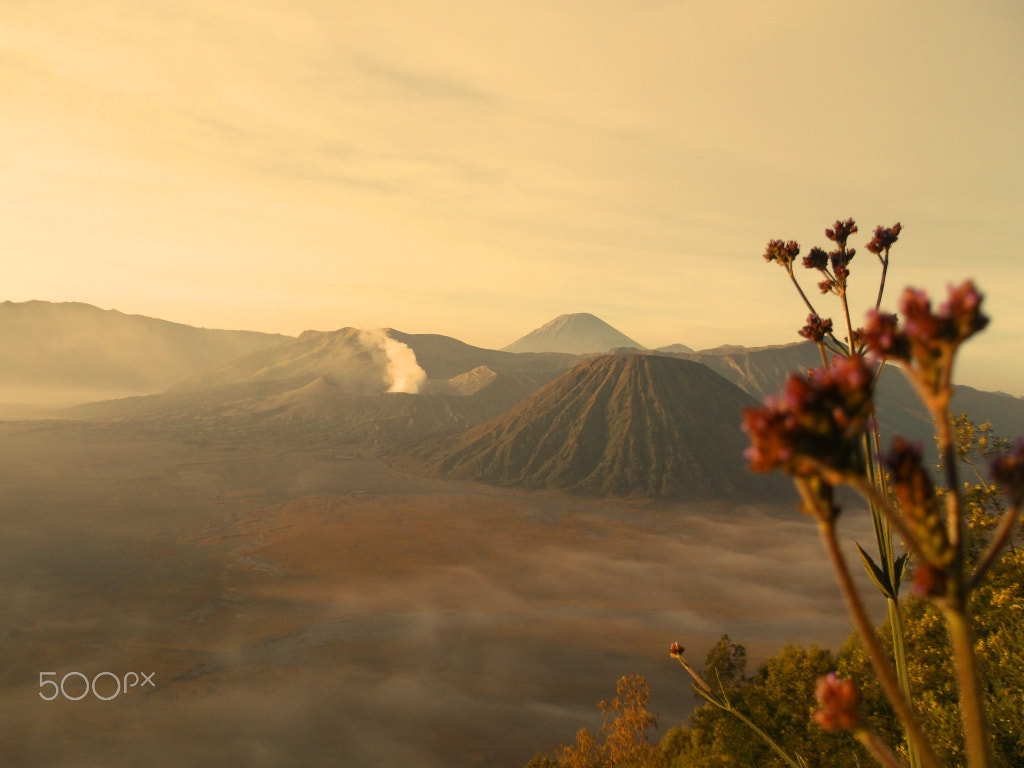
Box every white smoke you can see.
[359,330,428,394]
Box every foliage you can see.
[686,640,868,768]
[532,674,662,768]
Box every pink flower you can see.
[862,311,909,360]
[942,280,989,344]
[742,356,874,479]
[863,282,989,401]
[814,673,861,732]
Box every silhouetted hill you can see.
[0,301,290,408]
[417,354,791,500]
[502,313,643,354]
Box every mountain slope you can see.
[69,329,583,446]
[681,340,1024,454]
[0,301,291,406]
[419,354,790,499]
[175,327,579,391]
[502,313,643,354]
[681,342,824,400]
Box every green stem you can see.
[675,656,807,768]
[886,598,920,768]
[818,521,942,768]
[863,422,921,768]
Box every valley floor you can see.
[0,420,874,767]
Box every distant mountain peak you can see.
[502,313,643,354]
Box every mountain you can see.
[69,328,581,446]
[0,301,291,408]
[656,343,695,355]
[171,327,395,393]
[172,327,579,398]
[681,342,825,401]
[682,340,1024,457]
[415,353,791,500]
[502,313,643,354]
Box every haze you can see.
[2,1,1022,395]
[3,4,1024,764]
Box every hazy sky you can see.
[3,1,1023,394]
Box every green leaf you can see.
[892,553,909,596]
[856,542,896,599]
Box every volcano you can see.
[502,313,643,354]
[421,353,789,499]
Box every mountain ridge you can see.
[0,300,292,408]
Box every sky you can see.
[2,0,1023,395]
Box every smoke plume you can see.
[359,330,428,394]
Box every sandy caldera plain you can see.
[0,419,877,767]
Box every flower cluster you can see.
[787,219,861,296]
[863,281,989,402]
[742,355,874,480]
[802,246,829,271]
[865,222,902,256]
[798,313,834,343]
[825,218,858,249]
[813,673,861,732]
[763,239,801,267]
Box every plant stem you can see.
[786,265,819,319]
[855,728,908,768]
[886,598,920,768]
[935,407,991,767]
[941,605,991,767]
[863,422,921,768]
[674,657,807,768]
[874,252,890,311]
[818,520,942,768]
